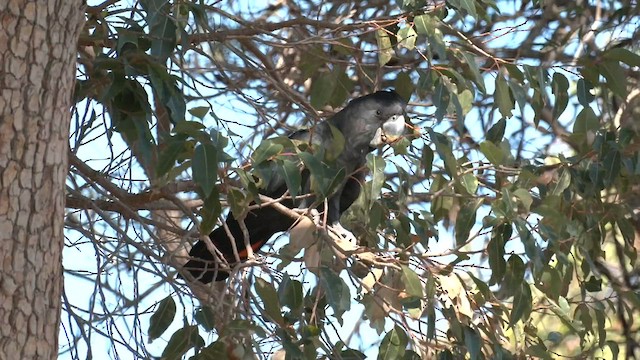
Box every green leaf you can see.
[338,349,367,360]
[375,29,395,66]
[463,326,481,360]
[378,325,408,360]
[326,124,346,162]
[192,143,218,197]
[402,350,422,360]
[193,306,216,332]
[603,150,621,187]
[194,341,227,359]
[595,307,606,347]
[536,266,562,302]
[188,106,210,119]
[161,325,204,360]
[173,120,206,137]
[512,188,533,212]
[603,47,640,67]
[599,60,627,98]
[503,255,525,294]
[148,296,176,341]
[510,282,532,326]
[455,198,483,246]
[157,136,187,177]
[255,278,284,324]
[460,0,477,18]
[278,275,304,311]
[573,107,599,134]
[575,304,593,331]
[422,145,434,178]
[584,276,602,292]
[397,27,417,50]
[429,129,457,177]
[479,141,506,165]
[394,72,414,101]
[607,341,620,360]
[526,343,551,359]
[486,118,506,144]
[488,223,511,285]
[329,70,355,107]
[141,0,178,62]
[551,73,569,120]
[414,14,433,35]
[200,189,221,234]
[227,188,248,218]
[310,71,337,109]
[495,73,513,118]
[367,154,387,209]
[276,159,301,198]
[460,173,478,194]
[299,152,345,198]
[460,51,485,93]
[252,140,284,165]
[319,267,351,323]
[400,265,423,298]
[576,78,595,106]
[508,78,528,113]
[549,168,571,196]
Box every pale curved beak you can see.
[369,114,406,146]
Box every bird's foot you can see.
[328,222,358,248]
[308,208,321,226]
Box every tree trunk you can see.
[0,0,84,358]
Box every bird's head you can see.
[337,90,408,148]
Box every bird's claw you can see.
[308,209,321,226]
[328,222,358,248]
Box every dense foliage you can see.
[65,0,640,358]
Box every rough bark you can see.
[0,0,84,358]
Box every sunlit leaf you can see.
[460,173,478,194]
[400,265,423,298]
[378,325,408,360]
[252,140,284,165]
[397,27,417,50]
[480,141,506,165]
[188,106,210,119]
[376,29,395,66]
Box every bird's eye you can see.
[376,109,381,115]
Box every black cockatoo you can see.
[184,91,408,283]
